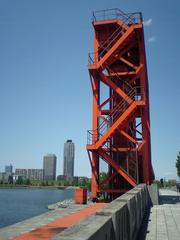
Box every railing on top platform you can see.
[92,8,142,24]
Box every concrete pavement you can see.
[138,189,180,240]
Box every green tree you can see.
[176,152,180,178]
[50,181,54,186]
[64,180,70,186]
[40,181,45,186]
[24,178,31,185]
[85,179,91,191]
[8,175,13,184]
[16,176,24,185]
[100,172,108,181]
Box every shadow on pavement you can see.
[136,208,151,240]
[136,192,180,240]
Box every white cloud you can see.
[148,36,156,43]
[143,18,152,27]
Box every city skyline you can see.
[0,1,180,180]
[0,143,75,177]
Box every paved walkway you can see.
[139,189,180,240]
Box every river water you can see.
[0,188,73,228]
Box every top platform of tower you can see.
[92,8,143,25]
[88,8,144,66]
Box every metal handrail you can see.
[88,26,122,64]
[87,87,144,144]
[98,88,135,134]
[92,8,142,23]
[106,66,133,93]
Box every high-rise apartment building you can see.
[63,140,75,179]
[43,154,57,180]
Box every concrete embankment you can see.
[0,184,158,240]
[52,184,158,240]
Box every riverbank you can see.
[47,189,91,210]
[0,199,100,240]
[0,188,74,228]
[48,198,74,210]
[0,185,79,190]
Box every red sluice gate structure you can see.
[86,9,154,201]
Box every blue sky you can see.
[0,0,179,180]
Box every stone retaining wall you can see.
[52,184,157,240]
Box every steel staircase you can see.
[87,87,142,145]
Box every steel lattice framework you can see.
[86,9,154,201]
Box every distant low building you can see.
[168,179,177,185]
[0,172,5,181]
[0,172,10,182]
[57,175,66,181]
[15,169,27,180]
[73,176,89,185]
[77,176,89,185]
[27,169,43,181]
[0,164,14,182]
[15,168,43,181]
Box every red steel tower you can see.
[86,9,154,201]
